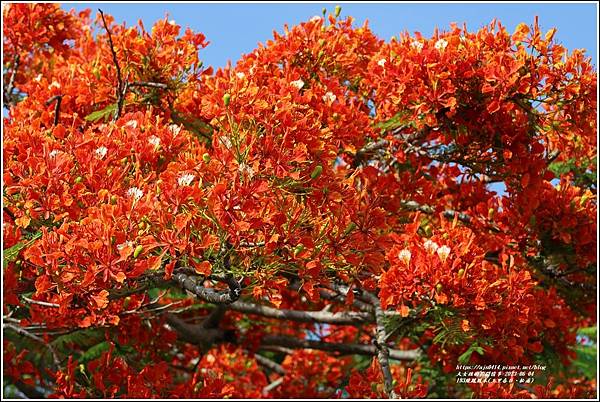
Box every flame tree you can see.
[2,4,597,398]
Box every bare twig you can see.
[45,95,63,126]
[129,81,169,89]
[22,296,60,308]
[99,9,125,120]
[262,377,284,395]
[3,54,20,106]
[4,323,60,367]
[255,354,285,375]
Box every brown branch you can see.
[260,335,420,361]
[3,53,20,107]
[45,95,63,126]
[255,354,285,376]
[173,273,241,304]
[4,323,60,367]
[98,9,125,121]
[21,296,59,308]
[129,81,169,89]
[362,292,398,398]
[229,300,372,325]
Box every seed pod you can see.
[133,245,144,258]
[457,268,465,278]
[110,195,118,205]
[334,5,341,17]
[202,153,211,163]
[223,93,231,106]
[436,283,443,293]
[310,165,323,179]
[74,176,83,184]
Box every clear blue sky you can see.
[61,2,598,69]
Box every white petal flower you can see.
[310,15,321,23]
[48,81,61,90]
[236,72,246,79]
[220,136,232,149]
[377,58,387,67]
[117,240,134,251]
[238,162,255,178]
[434,38,448,51]
[126,187,144,202]
[177,173,195,187]
[125,120,138,129]
[437,245,451,263]
[148,135,161,147]
[290,79,305,89]
[95,146,108,159]
[322,91,336,104]
[168,19,176,26]
[398,249,412,266]
[168,124,181,135]
[424,239,439,254]
[34,74,43,82]
[411,40,424,52]
[49,150,60,158]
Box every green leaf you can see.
[458,342,485,364]
[3,231,41,271]
[577,326,597,338]
[84,103,117,122]
[572,345,597,379]
[79,341,110,363]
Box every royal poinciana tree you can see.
[2,4,597,398]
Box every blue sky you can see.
[61,2,598,69]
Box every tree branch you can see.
[45,95,63,126]
[4,323,60,367]
[255,354,285,375]
[98,9,125,121]
[3,53,20,107]
[362,292,399,398]
[228,300,372,325]
[260,335,419,361]
[173,273,241,304]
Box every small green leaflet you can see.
[84,103,117,122]
[3,231,42,271]
[458,342,485,364]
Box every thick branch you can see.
[362,292,398,398]
[173,273,241,304]
[228,300,372,325]
[260,335,419,361]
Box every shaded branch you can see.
[173,273,241,304]
[129,81,169,89]
[260,335,420,361]
[4,323,60,367]
[362,292,398,398]
[99,9,125,120]
[45,95,63,126]
[255,354,285,376]
[3,53,20,107]
[228,300,372,325]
